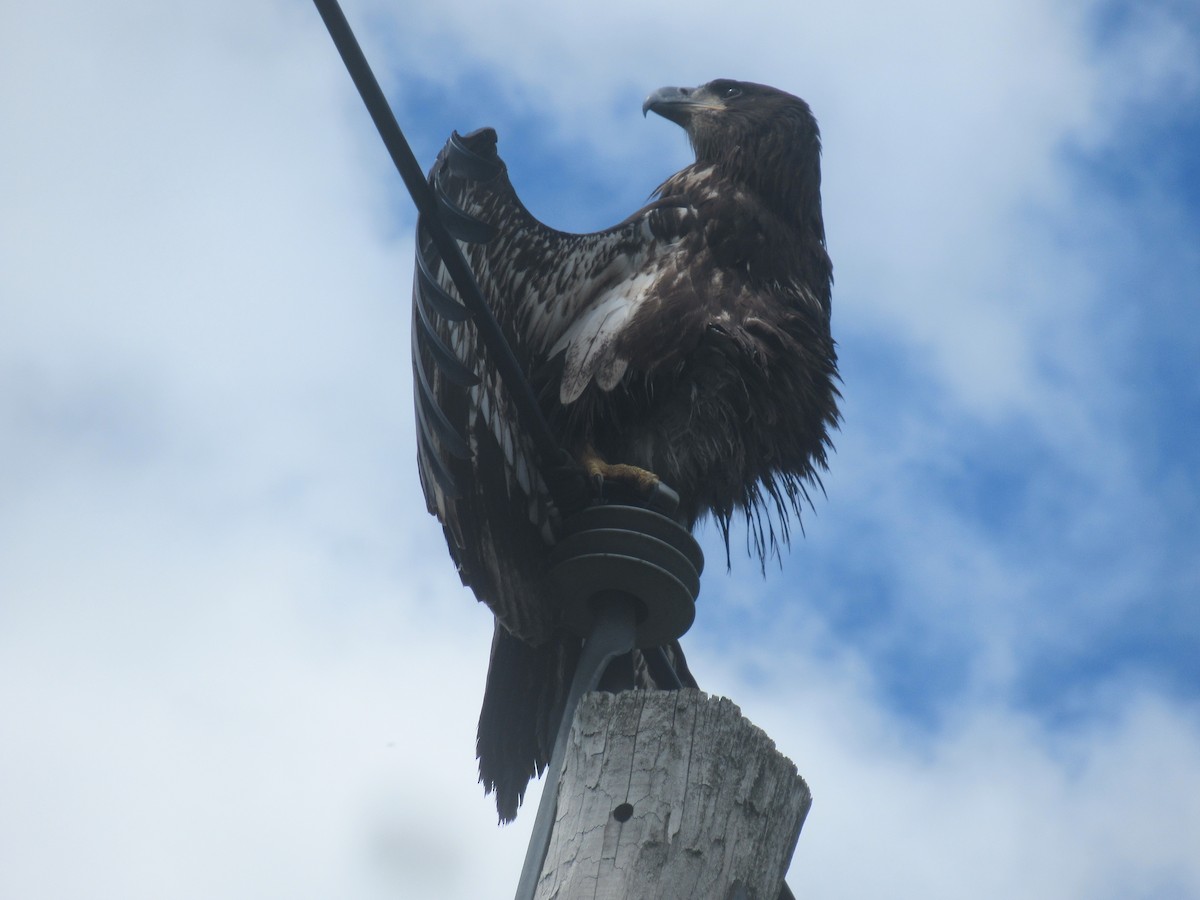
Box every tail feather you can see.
[477,623,580,823]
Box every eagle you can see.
[413,79,838,822]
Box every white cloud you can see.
[694,643,1200,898]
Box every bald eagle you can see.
[414,79,838,822]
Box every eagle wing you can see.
[413,128,698,644]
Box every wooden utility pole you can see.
[532,689,810,899]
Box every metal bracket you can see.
[514,592,639,899]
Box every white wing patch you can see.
[550,270,659,404]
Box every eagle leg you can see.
[578,443,660,495]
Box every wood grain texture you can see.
[534,689,811,899]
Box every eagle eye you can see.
[721,85,742,100]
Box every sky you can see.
[1,0,1198,897]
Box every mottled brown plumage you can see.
[413,79,838,821]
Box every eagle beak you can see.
[643,85,705,125]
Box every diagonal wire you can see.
[311,0,570,503]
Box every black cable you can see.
[311,0,571,502]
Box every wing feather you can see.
[412,130,700,645]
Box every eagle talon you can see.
[579,445,661,498]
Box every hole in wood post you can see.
[612,802,634,823]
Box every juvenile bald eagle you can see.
[414,79,837,822]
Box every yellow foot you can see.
[578,444,660,495]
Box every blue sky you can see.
[2,1,1198,897]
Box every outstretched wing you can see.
[412,127,697,643]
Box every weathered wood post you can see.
[514,500,810,898]
[534,690,810,899]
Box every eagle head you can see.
[643,79,823,234]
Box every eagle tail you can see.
[477,622,581,823]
